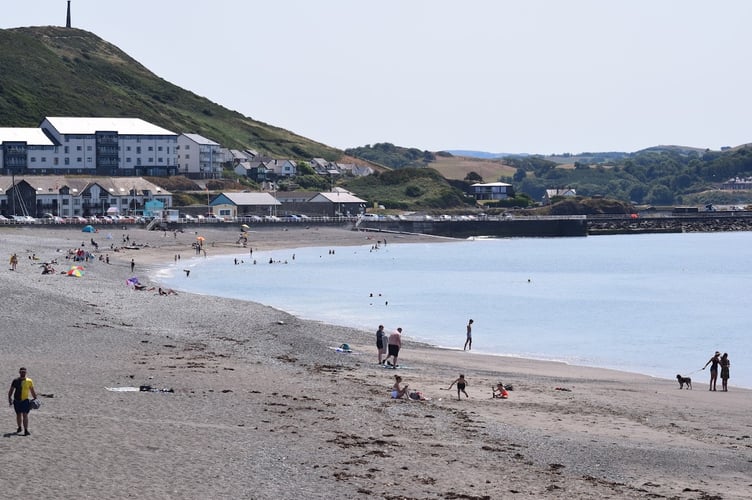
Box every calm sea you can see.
[154,231,752,389]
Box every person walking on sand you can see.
[447,374,469,400]
[9,253,18,271]
[8,367,37,436]
[464,319,473,351]
[702,351,721,391]
[130,258,135,273]
[375,324,388,365]
[720,352,731,392]
[384,327,402,368]
[391,375,408,399]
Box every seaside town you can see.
[0,116,377,221]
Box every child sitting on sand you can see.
[492,382,509,399]
[391,375,408,399]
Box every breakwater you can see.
[587,213,752,235]
[357,212,752,238]
[358,216,588,237]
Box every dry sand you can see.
[1,224,750,499]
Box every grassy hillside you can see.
[339,168,472,210]
[0,26,340,160]
[430,154,517,181]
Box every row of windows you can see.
[63,135,173,142]
[62,145,170,153]
[28,157,169,165]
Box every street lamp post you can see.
[11,172,15,216]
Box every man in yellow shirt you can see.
[8,367,38,436]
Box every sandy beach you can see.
[1,223,750,499]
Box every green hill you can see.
[0,26,340,160]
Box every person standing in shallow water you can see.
[702,351,721,391]
[720,353,731,392]
[464,319,473,351]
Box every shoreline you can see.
[150,231,745,391]
[2,225,750,499]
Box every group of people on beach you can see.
[378,319,511,401]
[376,325,402,368]
[703,351,731,391]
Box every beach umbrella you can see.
[82,225,95,233]
[241,224,250,230]
[67,265,85,277]
[196,236,205,242]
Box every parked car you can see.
[11,215,36,223]
[264,215,280,222]
[182,214,196,221]
[40,213,65,223]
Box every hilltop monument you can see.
[66,1,71,28]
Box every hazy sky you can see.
[3,1,751,154]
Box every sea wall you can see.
[587,213,752,235]
[358,217,588,238]
[358,213,752,238]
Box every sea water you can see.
[155,231,752,388]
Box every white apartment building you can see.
[1,117,178,176]
[176,133,222,178]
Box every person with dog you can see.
[8,367,38,436]
[720,352,731,392]
[702,351,721,391]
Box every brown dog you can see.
[676,374,692,389]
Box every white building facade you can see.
[176,133,223,178]
[1,117,178,176]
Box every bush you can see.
[405,185,424,197]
